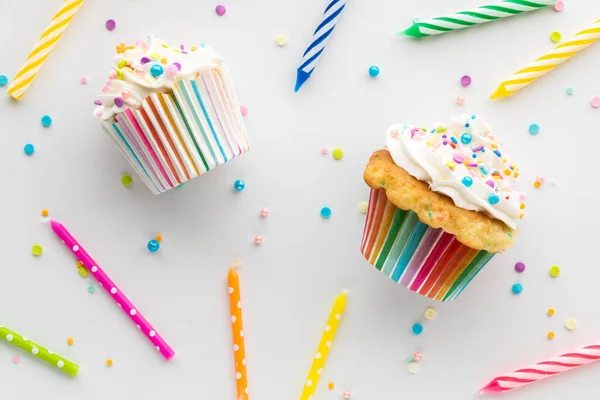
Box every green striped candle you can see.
[0,325,79,376]
[402,0,556,38]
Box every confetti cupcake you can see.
[94,35,249,194]
[361,115,525,302]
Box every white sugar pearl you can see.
[149,330,156,337]
[130,309,137,316]
[57,360,64,368]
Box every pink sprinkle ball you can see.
[343,391,352,399]
[460,75,472,87]
[12,355,20,364]
[105,19,116,31]
[591,96,600,108]
[554,0,564,11]
[240,104,249,116]
[122,89,130,99]
[215,4,226,16]
[456,96,465,105]
[80,76,88,84]
[321,147,329,155]
[254,236,263,245]
[166,64,179,75]
[260,208,269,217]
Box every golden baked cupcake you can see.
[361,114,525,301]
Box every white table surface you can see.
[1,0,600,399]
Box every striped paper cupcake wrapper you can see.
[361,188,495,302]
[103,65,249,194]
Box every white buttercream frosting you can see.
[385,115,525,230]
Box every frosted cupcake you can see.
[94,35,249,194]
[361,115,525,302]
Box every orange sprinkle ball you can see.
[328,382,335,391]
[155,235,163,243]
[75,260,83,267]
[161,58,168,65]
[106,359,114,367]
[520,203,526,210]
[67,337,74,346]
[41,209,49,217]
[547,331,555,340]
[548,308,555,316]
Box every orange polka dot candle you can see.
[228,268,249,400]
[300,291,347,400]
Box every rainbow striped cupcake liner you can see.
[361,189,495,302]
[103,66,249,194]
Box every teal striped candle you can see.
[402,0,556,38]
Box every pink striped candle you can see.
[480,343,600,395]
[49,219,175,360]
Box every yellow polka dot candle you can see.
[300,290,348,400]
[228,268,249,400]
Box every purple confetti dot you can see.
[94,100,102,106]
[452,154,465,163]
[215,4,226,16]
[173,62,182,71]
[114,97,124,108]
[105,19,116,31]
[140,57,151,65]
[485,180,495,188]
[461,75,472,87]
[515,262,526,273]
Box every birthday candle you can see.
[299,291,347,400]
[228,268,249,400]
[295,0,348,92]
[491,19,600,99]
[402,0,555,39]
[480,342,600,395]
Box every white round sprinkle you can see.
[233,344,239,351]
[408,362,420,374]
[231,316,237,323]
[228,287,234,294]
[236,372,242,380]
[315,352,321,359]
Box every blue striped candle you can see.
[295,0,348,92]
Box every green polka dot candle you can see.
[0,325,79,376]
[402,0,556,38]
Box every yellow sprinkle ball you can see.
[41,209,49,217]
[424,307,436,320]
[328,382,335,391]
[191,46,198,51]
[520,203,526,210]
[534,181,541,188]
[78,267,89,277]
[161,58,168,65]
[504,169,512,176]
[67,337,74,346]
[547,331,555,340]
[106,359,114,367]
[155,235,163,243]
[547,308,555,316]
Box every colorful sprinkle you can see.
[234,179,246,191]
[514,261,526,273]
[0,75,8,87]
[106,359,114,367]
[150,64,164,77]
[460,75,471,87]
[121,174,133,187]
[565,318,577,331]
[155,235,163,243]
[275,34,288,46]
[550,31,562,43]
[567,87,574,95]
[114,97,124,108]
[320,206,332,219]
[549,265,561,277]
[547,331,555,340]
[12,355,20,364]
[80,76,88,84]
[413,352,423,361]
[240,105,249,116]
[456,96,465,105]
[215,4,226,16]
[254,236,263,245]
[547,308,555,316]
[332,148,343,160]
[460,133,472,144]
[41,115,52,127]
[512,283,523,295]
[591,96,600,108]
[328,382,335,391]
[32,245,43,256]
[105,19,116,31]
[528,123,540,135]
[368,66,380,77]
[342,390,352,399]
[488,194,500,205]
[76,260,83,267]
[408,362,420,374]
[358,201,368,214]
[147,239,160,253]
[412,323,423,335]
[321,147,329,155]
[67,338,74,346]
[461,176,473,187]
[78,267,89,277]
[41,209,49,217]
[260,208,269,217]
[554,0,564,11]
[424,308,436,320]
[165,64,178,75]
[88,285,96,294]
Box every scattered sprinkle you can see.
[121,174,133,187]
[549,265,561,277]
[547,308,555,316]
[456,96,465,105]
[460,75,471,87]
[554,0,564,11]
[462,176,473,187]
[78,267,89,277]
[566,87,574,95]
[234,179,246,191]
[275,34,288,46]
[320,206,332,219]
[368,65,380,77]
[88,285,96,294]
[512,283,523,295]
[342,390,352,399]
[547,331,555,340]
[150,64,164,77]
[12,355,20,364]
[67,338,74,346]
[105,19,116,31]
[321,147,329,155]
[76,260,83,267]
[106,359,114,367]
[254,235,263,245]
[528,123,540,135]
[565,318,577,331]
[412,323,423,335]
[591,96,600,108]
[80,76,88,85]
[240,105,249,116]
[550,31,562,43]
[148,239,160,253]
[358,201,368,214]
[260,208,269,217]
[0,75,8,87]
[488,194,500,205]
[41,209,49,217]
[332,148,343,160]
[328,382,335,391]
[155,235,163,243]
[413,352,423,361]
[215,4,226,16]
[424,308,436,320]
[534,176,544,189]
[32,245,43,257]
[408,362,420,374]
[514,261,526,273]
[41,115,52,128]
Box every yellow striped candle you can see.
[7,0,85,101]
[300,290,347,400]
[491,19,600,99]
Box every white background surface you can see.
[1,0,600,399]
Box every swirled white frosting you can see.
[386,115,525,230]
[94,35,223,120]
